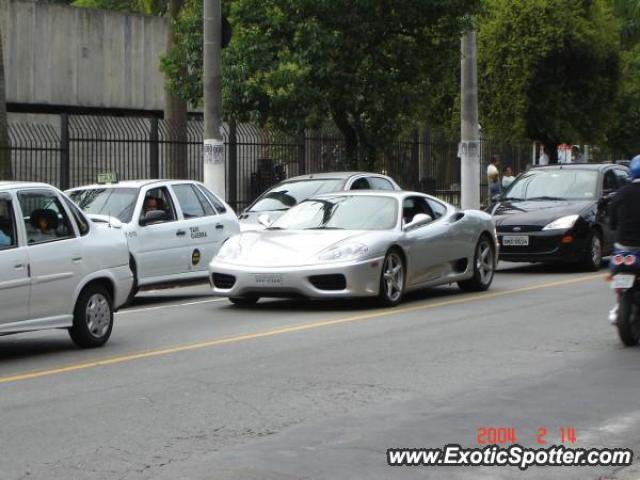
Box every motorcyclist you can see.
[609,155,640,249]
[608,155,640,325]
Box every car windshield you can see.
[248,179,343,212]
[270,195,398,230]
[68,188,139,223]
[503,169,598,201]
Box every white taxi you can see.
[0,182,133,347]
[67,179,239,299]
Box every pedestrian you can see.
[502,166,515,189]
[487,154,502,203]
[538,145,550,166]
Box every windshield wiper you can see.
[502,197,524,201]
[265,226,284,230]
[304,226,344,230]
[527,196,565,201]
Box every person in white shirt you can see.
[538,145,550,166]
[502,166,515,189]
[487,154,501,203]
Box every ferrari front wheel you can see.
[378,250,405,307]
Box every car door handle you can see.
[176,230,187,237]
[72,256,83,263]
[215,224,224,230]
[14,263,25,270]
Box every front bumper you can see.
[497,230,589,263]
[208,257,385,299]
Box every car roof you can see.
[282,171,393,182]
[67,179,200,191]
[0,181,55,191]
[530,163,626,172]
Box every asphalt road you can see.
[1,262,639,480]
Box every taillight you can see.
[614,254,625,266]
[625,255,636,266]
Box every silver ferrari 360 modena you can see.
[208,191,498,306]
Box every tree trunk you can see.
[164,0,188,179]
[332,108,358,170]
[0,26,12,180]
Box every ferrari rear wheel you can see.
[458,236,495,292]
[379,250,405,307]
[229,296,260,306]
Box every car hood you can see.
[239,210,289,231]
[216,230,384,267]
[492,199,593,227]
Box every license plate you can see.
[502,235,529,246]
[612,274,636,290]
[254,273,283,286]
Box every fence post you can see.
[227,119,238,209]
[60,113,70,190]
[411,128,419,190]
[298,131,306,175]
[149,117,159,178]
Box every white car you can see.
[67,180,240,298]
[0,182,133,347]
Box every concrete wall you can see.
[1,0,168,111]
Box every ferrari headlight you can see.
[542,214,580,231]
[216,237,242,260]
[318,243,369,262]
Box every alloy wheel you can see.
[383,252,404,303]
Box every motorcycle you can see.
[610,250,640,346]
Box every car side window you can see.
[368,177,395,190]
[63,197,90,236]
[197,185,227,214]
[172,184,215,218]
[0,197,18,250]
[614,169,630,187]
[140,187,177,225]
[18,190,74,245]
[603,170,617,194]
[402,196,435,225]
[350,178,371,190]
[426,198,447,219]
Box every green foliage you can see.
[162,0,478,165]
[478,0,621,148]
[72,0,166,15]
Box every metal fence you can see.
[3,113,533,212]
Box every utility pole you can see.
[203,0,225,198]
[460,30,480,210]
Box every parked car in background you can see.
[237,172,401,231]
[489,163,630,270]
[68,179,239,300]
[210,191,497,306]
[0,182,132,347]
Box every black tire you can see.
[458,235,496,292]
[229,296,260,306]
[68,284,114,348]
[617,291,640,347]
[378,249,405,307]
[124,256,139,306]
[581,231,603,272]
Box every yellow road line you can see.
[0,273,605,385]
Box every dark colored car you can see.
[489,163,630,270]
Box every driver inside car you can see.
[28,209,59,243]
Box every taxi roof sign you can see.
[97,172,119,184]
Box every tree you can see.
[0,25,11,180]
[163,0,478,168]
[478,0,620,162]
